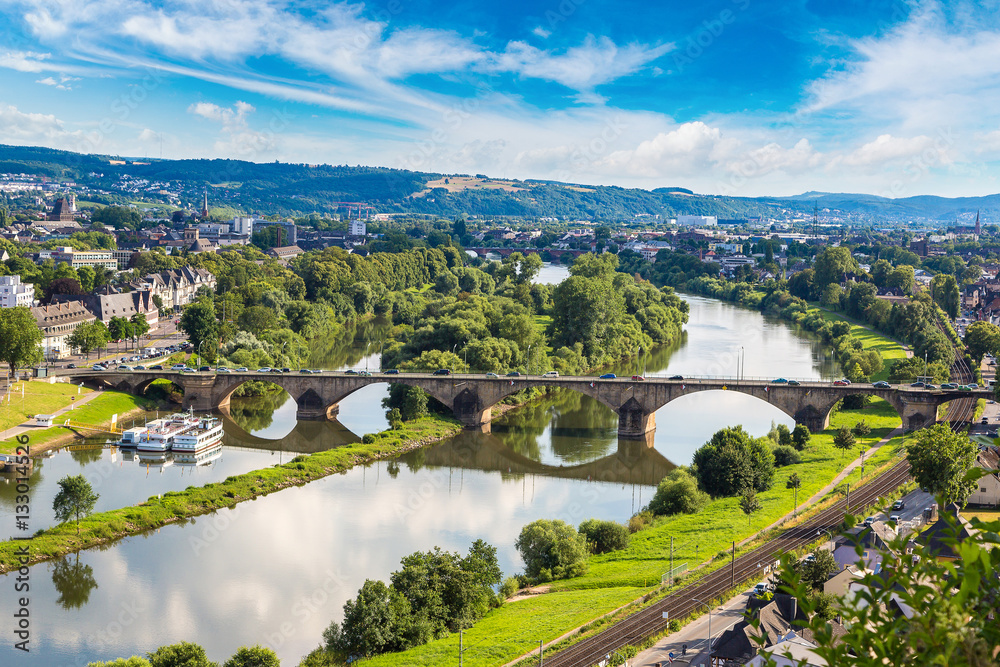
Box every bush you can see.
[791,423,811,450]
[499,576,520,599]
[628,510,653,533]
[772,445,802,467]
[515,519,589,581]
[578,518,631,554]
[693,426,775,497]
[362,433,376,444]
[647,468,710,516]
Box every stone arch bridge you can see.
[68,370,989,441]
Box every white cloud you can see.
[533,26,551,39]
[0,50,51,72]
[489,35,673,91]
[187,100,276,159]
[840,134,938,167]
[35,73,78,89]
[0,102,98,151]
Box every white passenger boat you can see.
[171,416,224,454]
[174,442,223,467]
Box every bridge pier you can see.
[180,376,218,413]
[618,398,656,440]
[900,398,939,431]
[296,404,339,421]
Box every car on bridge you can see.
[599,373,616,379]
[968,383,980,389]
[669,375,683,380]
[788,380,800,386]
[171,364,187,371]
[833,380,849,386]
[506,371,521,377]
[257,367,273,373]
[771,378,788,384]
[910,381,926,388]
[383,369,399,374]
[150,365,164,370]
[119,365,132,371]
[344,369,359,375]
[543,370,559,378]
[631,375,645,381]
[134,365,145,370]
[433,369,452,376]
[199,366,212,372]
[218,367,232,373]
[872,381,890,388]
[235,367,249,373]
[485,372,498,378]
[359,371,372,377]
[92,364,107,371]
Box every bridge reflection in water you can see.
[217,410,674,487]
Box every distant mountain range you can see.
[0,143,994,225]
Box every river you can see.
[0,268,841,666]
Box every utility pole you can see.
[459,628,463,667]
[670,536,674,586]
[731,540,735,587]
[846,482,851,512]
[539,639,543,665]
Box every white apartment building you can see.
[676,215,718,227]
[349,220,367,236]
[0,275,35,308]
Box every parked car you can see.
[669,375,684,380]
[67,363,76,369]
[433,369,452,376]
[506,371,521,377]
[543,370,559,378]
[753,582,769,596]
[384,369,400,374]
[599,373,616,379]
[982,417,989,424]
[631,375,645,381]
[771,378,788,384]
[892,500,905,511]
[864,516,876,526]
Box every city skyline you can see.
[2,0,1000,198]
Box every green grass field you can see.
[0,381,92,433]
[807,306,908,381]
[0,389,153,455]
[347,400,903,667]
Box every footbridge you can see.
[66,370,991,440]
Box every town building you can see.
[132,267,216,310]
[969,445,1000,507]
[0,275,35,308]
[184,228,218,255]
[677,214,718,227]
[47,195,77,222]
[46,246,117,271]
[349,219,367,236]
[31,300,97,359]
[268,245,304,262]
[50,290,159,331]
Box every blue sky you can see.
[2,0,1000,197]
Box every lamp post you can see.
[452,343,459,373]
[738,345,744,380]
[365,341,371,372]
[817,528,834,549]
[691,597,712,651]
[526,343,532,375]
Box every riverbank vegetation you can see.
[0,415,462,572]
[325,400,902,667]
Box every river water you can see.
[0,268,841,666]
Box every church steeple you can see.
[975,209,981,236]
[202,190,209,218]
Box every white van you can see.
[543,370,559,378]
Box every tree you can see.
[335,579,412,658]
[0,306,43,374]
[739,488,762,527]
[813,246,859,289]
[52,474,99,534]
[179,299,219,353]
[905,423,979,506]
[86,659,152,667]
[786,472,802,514]
[798,549,838,590]
[67,321,109,359]
[222,646,279,667]
[692,426,775,497]
[147,642,216,667]
[578,519,631,554]
[647,468,710,516]
[382,384,428,421]
[777,511,1000,666]
[515,519,589,582]
[930,273,960,319]
[963,320,1000,363]
[852,419,871,446]
[833,426,856,459]
[237,305,278,337]
[791,424,811,450]
[887,265,915,294]
[820,283,842,308]
[130,313,150,340]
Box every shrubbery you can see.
[647,468,709,516]
[515,519,589,582]
[772,445,802,467]
[578,518,631,554]
[692,426,775,497]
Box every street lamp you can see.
[526,343,532,375]
[452,343,459,372]
[739,346,745,380]
[365,341,371,372]
[691,597,712,651]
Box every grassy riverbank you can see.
[0,415,462,573]
[0,387,155,455]
[355,400,903,667]
[808,305,909,381]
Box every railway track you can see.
[540,322,977,667]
